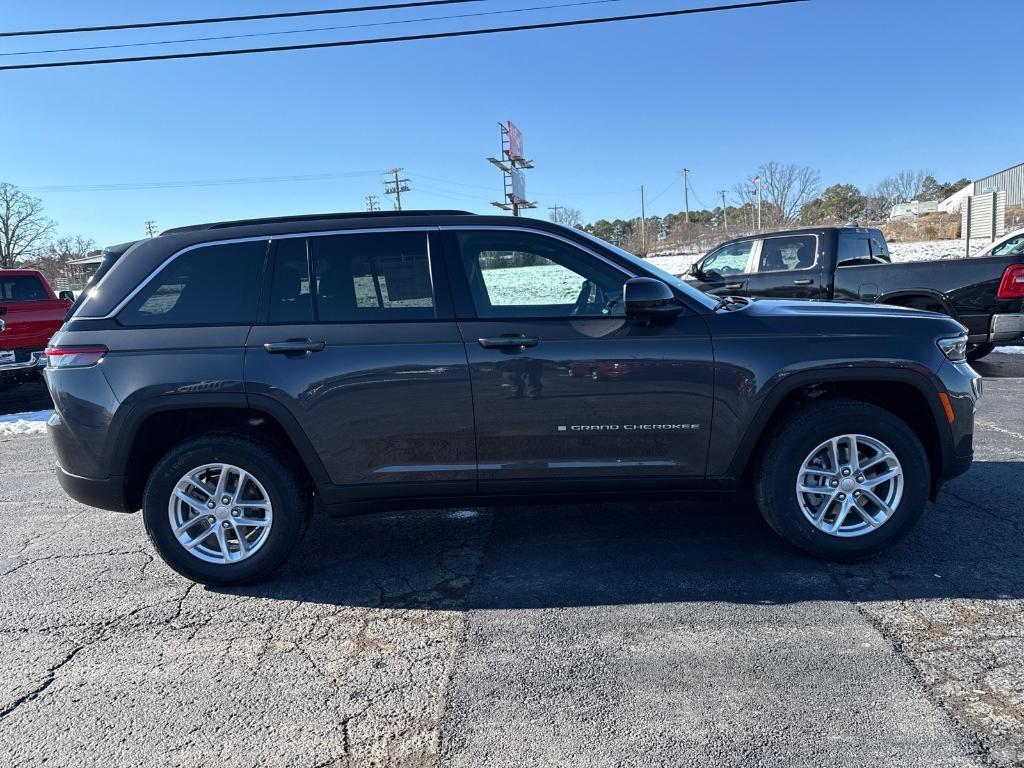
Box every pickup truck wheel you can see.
[142,434,309,585]
[754,400,929,561]
[966,343,995,362]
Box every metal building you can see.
[972,161,1024,206]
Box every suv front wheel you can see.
[142,434,309,585]
[754,400,930,561]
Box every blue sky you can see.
[1,0,1019,246]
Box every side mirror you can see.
[623,277,682,319]
[689,262,702,277]
[58,290,75,302]
[0,318,5,334]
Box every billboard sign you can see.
[507,121,524,162]
[511,168,527,203]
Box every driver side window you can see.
[701,240,755,276]
[454,230,627,318]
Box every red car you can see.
[0,269,73,386]
[567,360,634,380]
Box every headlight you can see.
[937,334,968,363]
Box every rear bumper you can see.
[989,313,1024,343]
[55,465,131,513]
[0,351,46,383]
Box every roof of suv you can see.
[160,209,476,235]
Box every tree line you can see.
[554,163,971,254]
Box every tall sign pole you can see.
[754,175,762,230]
[640,185,647,256]
[720,190,728,235]
[683,168,690,224]
[488,121,535,215]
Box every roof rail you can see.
[160,209,475,235]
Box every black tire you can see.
[754,399,930,562]
[966,343,995,363]
[142,433,309,585]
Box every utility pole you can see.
[365,195,381,212]
[682,169,690,224]
[548,204,563,223]
[719,190,728,234]
[144,220,158,238]
[639,185,647,256]
[753,175,762,231]
[384,168,410,211]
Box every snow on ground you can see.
[0,410,52,436]
[996,346,1024,354]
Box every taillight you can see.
[44,346,107,369]
[997,264,1024,299]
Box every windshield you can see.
[991,233,1024,257]
[574,230,719,311]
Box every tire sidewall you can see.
[143,437,305,585]
[760,407,930,560]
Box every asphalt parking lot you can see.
[1,354,1022,768]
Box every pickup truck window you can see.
[703,241,755,276]
[0,275,47,301]
[837,234,873,267]
[757,235,816,272]
[870,236,890,262]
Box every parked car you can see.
[684,226,1024,361]
[0,269,73,387]
[45,212,980,584]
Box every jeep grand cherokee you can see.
[44,211,981,584]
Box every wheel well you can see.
[122,407,314,511]
[879,293,953,317]
[741,380,942,489]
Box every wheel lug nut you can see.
[854,491,861,497]
[222,521,230,528]
[221,496,231,504]
[231,509,240,517]
[829,480,839,488]
[856,475,864,482]
[841,468,851,477]
[837,493,846,500]
[207,501,216,509]
[207,516,215,524]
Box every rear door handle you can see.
[793,279,814,285]
[478,336,539,349]
[263,339,325,355]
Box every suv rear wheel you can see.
[754,400,930,561]
[142,434,309,585]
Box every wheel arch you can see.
[115,394,330,512]
[875,289,958,318]
[726,368,952,500]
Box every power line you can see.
[0,0,809,71]
[1,0,627,58]
[0,0,483,39]
[21,170,385,193]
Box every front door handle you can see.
[793,279,814,285]
[478,336,539,349]
[724,282,744,290]
[263,339,326,355]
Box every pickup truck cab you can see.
[685,226,1024,361]
[0,269,72,385]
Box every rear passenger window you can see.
[119,241,267,326]
[267,238,314,323]
[838,235,873,267]
[757,235,817,272]
[310,232,435,322]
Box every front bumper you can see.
[934,360,981,486]
[55,464,131,513]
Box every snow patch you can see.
[996,346,1024,355]
[449,509,479,520]
[0,410,52,437]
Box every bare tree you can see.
[0,182,55,268]
[755,161,821,226]
[877,169,930,204]
[25,235,96,285]
[548,205,583,229]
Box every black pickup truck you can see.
[684,226,1024,361]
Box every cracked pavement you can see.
[1,352,1022,767]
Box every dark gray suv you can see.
[45,211,981,584]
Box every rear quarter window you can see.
[118,241,268,326]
